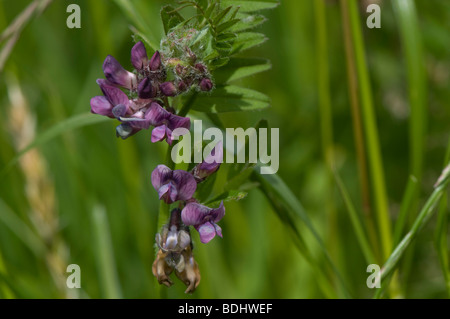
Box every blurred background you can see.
[0,0,449,298]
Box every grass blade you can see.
[393,175,418,245]
[0,199,46,258]
[334,172,377,265]
[91,204,123,299]
[346,0,392,260]
[374,164,450,297]
[392,0,427,183]
[252,170,352,298]
[1,113,108,176]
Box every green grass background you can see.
[0,0,449,298]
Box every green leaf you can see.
[0,200,46,258]
[213,6,233,25]
[225,165,255,191]
[205,190,248,207]
[1,113,109,176]
[92,205,123,299]
[252,170,351,298]
[216,18,240,33]
[230,32,267,55]
[220,0,279,13]
[192,85,270,113]
[214,57,271,84]
[209,57,230,69]
[161,5,185,34]
[112,0,158,50]
[230,14,266,32]
[374,170,450,298]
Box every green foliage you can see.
[0,0,449,299]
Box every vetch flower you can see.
[192,141,223,182]
[150,107,191,145]
[155,209,191,254]
[90,79,130,118]
[151,165,197,204]
[103,55,137,90]
[181,201,225,244]
[91,80,167,139]
[152,208,201,293]
[131,41,149,70]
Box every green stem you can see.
[346,0,392,260]
[178,92,198,117]
[314,0,339,270]
[340,0,380,263]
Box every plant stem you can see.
[340,0,380,262]
[346,0,392,260]
[314,0,339,270]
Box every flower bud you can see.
[192,141,223,182]
[199,78,213,92]
[178,81,188,92]
[160,82,177,97]
[150,51,161,71]
[195,63,207,74]
[131,41,148,70]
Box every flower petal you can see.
[196,141,223,178]
[211,201,225,223]
[112,104,129,118]
[151,125,167,143]
[97,79,130,106]
[172,170,197,201]
[115,123,139,140]
[197,222,216,244]
[90,96,114,118]
[138,77,156,99]
[103,55,136,89]
[131,41,148,70]
[126,110,152,130]
[181,203,210,226]
[146,102,170,126]
[165,226,178,250]
[151,165,173,190]
[167,113,191,131]
[150,51,161,71]
[158,182,178,204]
[213,222,223,238]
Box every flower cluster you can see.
[90,40,224,293]
[90,41,213,143]
[151,143,224,293]
[151,142,224,244]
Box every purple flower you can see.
[131,41,161,73]
[138,77,157,99]
[181,201,225,244]
[151,165,197,204]
[90,79,130,118]
[192,141,223,182]
[150,108,191,145]
[131,41,149,70]
[103,55,137,90]
[149,50,162,71]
